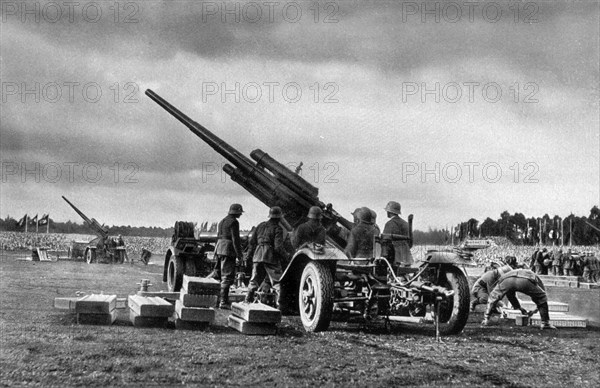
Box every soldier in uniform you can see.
[381,201,413,267]
[293,206,327,249]
[529,247,540,270]
[345,207,378,259]
[563,248,574,276]
[470,265,513,311]
[244,207,287,307]
[552,249,563,276]
[482,268,557,330]
[582,252,593,283]
[212,204,244,309]
[591,252,600,283]
[534,248,547,275]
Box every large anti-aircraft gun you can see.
[145,89,354,248]
[62,196,126,264]
[147,89,473,335]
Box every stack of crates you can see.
[228,302,281,335]
[173,275,219,329]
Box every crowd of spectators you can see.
[2,232,599,280]
[0,232,171,258]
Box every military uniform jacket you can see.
[499,269,542,287]
[563,254,573,269]
[214,215,242,258]
[382,215,413,265]
[552,253,562,266]
[247,220,285,264]
[345,222,378,258]
[529,250,539,268]
[293,220,326,249]
[472,269,501,294]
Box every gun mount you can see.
[145,89,353,248]
[62,196,126,264]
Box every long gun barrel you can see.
[145,89,353,247]
[62,196,108,239]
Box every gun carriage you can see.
[147,89,477,335]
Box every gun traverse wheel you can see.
[432,266,470,335]
[299,261,334,332]
[85,249,95,264]
[167,255,184,292]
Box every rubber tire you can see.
[434,266,470,335]
[85,249,95,264]
[299,262,334,332]
[167,255,184,292]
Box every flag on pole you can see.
[30,214,38,224]
[39,214,49,225]
[17,214,27,228]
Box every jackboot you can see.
[244,289,255,304]
[538,303,557,330]
[219,285,231,310]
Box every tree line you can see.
[2,206,599,245]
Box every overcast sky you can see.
[1,0,598,231]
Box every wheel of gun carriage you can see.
[299,261,334,332]
[85,248,95,264]
[167,255,184,292]
[430,266,470,335]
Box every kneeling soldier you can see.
[245,207,287,308]
[482,269,557,330]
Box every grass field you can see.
[1,250,599,387]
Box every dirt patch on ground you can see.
[1,250,599,387]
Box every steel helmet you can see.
[228,203,244,215]
[307,206,323,220]
[370,208,377,222]
[497,265,513,276]
[384,201,401,215]
[358,207,373,224]
[268,206,283,219]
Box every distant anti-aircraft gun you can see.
[62,196,126,264]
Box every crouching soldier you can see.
[482,269,557,330]
[470,265,513,311]
[245,207,287,308]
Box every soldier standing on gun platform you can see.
[212,204,244,309]
[244,207,286,307]
[381,201,413,267]
[293,206,327,249]
[482,268,557,330]
[345,207,379,259]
